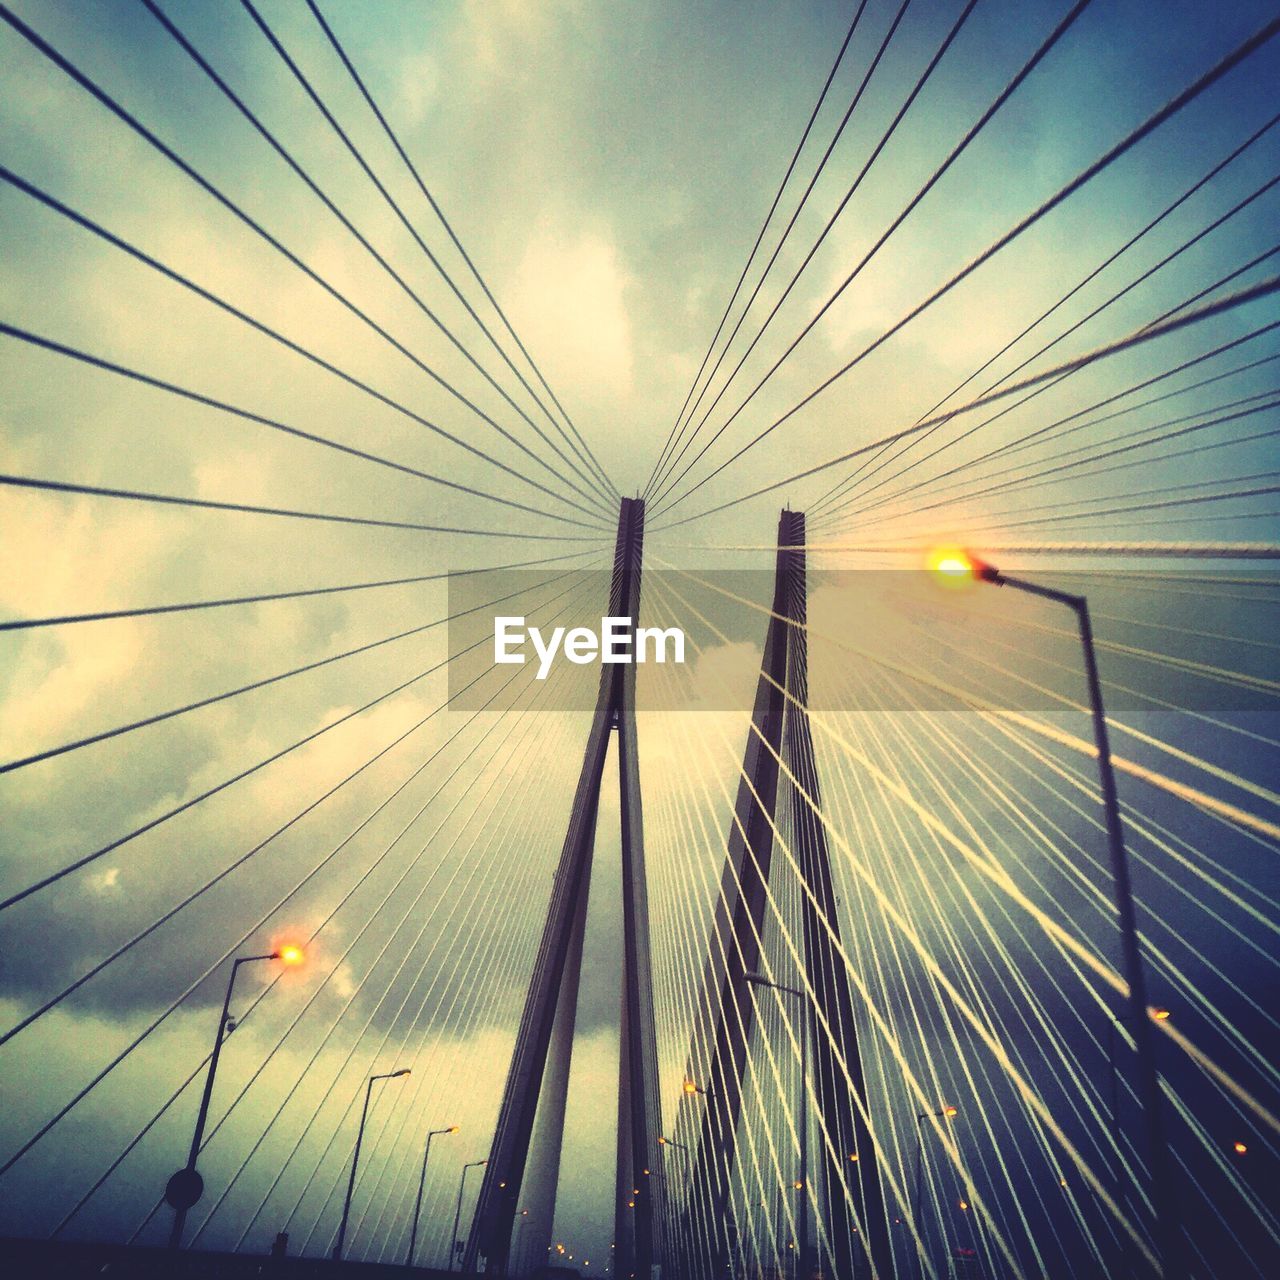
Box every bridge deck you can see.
[0,1237,478,1280]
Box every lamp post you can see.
[657,1132,689,1231]
[913,1105,957,1279]
[744,972,809,1276]
[1106,1007,1170,1278]
[407,1124,459,1267]
[657,1131,689,1241]
[165,947,303,1248]
[451,1159,487,1272]
[932,549,1181,1278]
[511,1207,530,1278]
[333,1068,411,1260]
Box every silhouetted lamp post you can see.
[165,946,303,1248]
[512,1207,531,1277]
[913,1104,957,1278]
[744,971,809,1274]
[1107,1006,1170,1277]
[931,548,1180,1278]
[451,1158,487,1271]
[407,1123,459,1267]
[333,1067,411,1259]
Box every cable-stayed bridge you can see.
[1,2,1278,1278]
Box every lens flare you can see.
[926,547,979,588]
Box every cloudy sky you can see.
[2,0,1278,1275]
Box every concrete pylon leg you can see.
[780,511,894,1280]
[467,499,662,1278]
[680,510,895,1280]
[680,512,798,1280]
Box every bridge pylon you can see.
[677,509,894,1280]
[465,497,663,1280]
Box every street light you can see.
[744,972,810,1275]
[512,1207,530,1278]
[683,1079,716,1099]
[657,1131,690,1224]
[451,1159,487,1272]
[333,1068,411,1259]
[1106,1005,1170,1278]
[929,548,1180,1279]
[165,948,301,1249]
[654,1132,693,1274]
[913,1105,958,1280]
[927,546,982,583]
[407,1124,460,1267]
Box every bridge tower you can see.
[465,498,664,1279]
[678,510,895,1280]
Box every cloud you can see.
[0,588,147,763]
[3,2,1277,1273]
[507,219,635,402]
[88,866,121,893]
[394,50,440,128]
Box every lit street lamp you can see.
[1106,1007,1170,1278]
[932,548,1180,1278]
[744,971,809,1275]
[512,1207,530,1278]
[913,1105,958,1279]
[451,1158,487,1272]
[407,1124,459,1267]
[657,1135,689,1158]
[656,1132,689,1224]
[333,1068,411,1259]
[165,947,304,1248]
